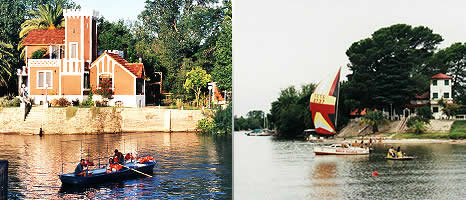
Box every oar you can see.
[117,163,153,178]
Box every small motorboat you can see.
[314,144,370,155]
[386,156,414,160]
[59,160,156,185]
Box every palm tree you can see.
[0,42,14,86]
[18,1,65,57]
[359,110,388,134]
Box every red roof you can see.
[415,93,429,99]
[22,29,65,45]
[106,52,144,79]
[126,63,145,79]
[431,73,452,79]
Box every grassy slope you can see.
[392,120,466,139]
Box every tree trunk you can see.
[372,125,378,133]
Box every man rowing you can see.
[114,149,124,164]
[75,159,87,176]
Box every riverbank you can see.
[0,107,205,134]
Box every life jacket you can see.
[125,154,134,160]
[109,164,122,171]
[387,152,392,158]
[138,156,155,164]
[396,151,403,158]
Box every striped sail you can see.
[309,68,340,135]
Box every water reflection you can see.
[1,132,231,199]
[234,131,466,200]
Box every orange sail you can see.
[309,68,341,135]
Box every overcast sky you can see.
[233,0,466,117]
[74,0,146,22]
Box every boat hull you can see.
[314,146,370,155]
[386,157,414,160]
[59,161,156,185]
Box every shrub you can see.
[407,116,428,127]
[72,98,80,106]
[31,48,47,59]
[82,90,94,107]
[0,96,21,107]
[95,100,106,107]
[197,118,216,134]
[51,97,70,107]
[95,79,113,99]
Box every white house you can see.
[430,73,453,119]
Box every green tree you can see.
[359,110,388,133]
[346,24,443,111]
[0,42,14,86]
[410,120,427,134]
[184,67,211,107]
[97,18,138,61]
[269,84,317,138]
[138,0,223,94]
[212,0,232,91]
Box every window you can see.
[444,80,449,85]
[433,80,437,86]
[433,107,439,113]
[433,93,438,99]
[84,73,90,89]
[51,45,60,59]
[70,43,77,59]
[37,71,52,88]
[444,92,449,98]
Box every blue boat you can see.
[59,161,156,185]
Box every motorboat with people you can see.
[314,143,370,155]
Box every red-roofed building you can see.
[430,73,453,119]
[18,8,146,107]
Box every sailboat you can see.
[310,67,369,155]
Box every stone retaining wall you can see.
[0,107,205,134]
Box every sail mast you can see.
[335,77,340,133]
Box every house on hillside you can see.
[407,73,453,119]
[430,73,453,119]
[17,8,145,107]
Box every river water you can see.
[1,132,232,199]
[234,131,466,200]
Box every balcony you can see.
[28,59,61,68]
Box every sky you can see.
[74,0,146,22]
[233,0,466,117]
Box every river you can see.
[234,131,466,200]
[1,132,232,199]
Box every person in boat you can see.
[353,140,359,147]
[125,153,134,162]
[107,157,123,173]
[396,146,403,158]
[75,159,87,176]
[387,147,396,158]
[114,149,124,164]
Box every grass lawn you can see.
[392,120,466,139]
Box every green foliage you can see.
[346,24,443,111]
[269,84,316,138]
[212,0,232,91]
[197,103,232,135]
[438,98,460,119]
[0,96,20,107]
[416,106,433,122]
[82,89,94,107]
[360,110,388,133]
[66,107,77,119]
[0,42,14,87]
[184,67,211,107]
[137,0,226,95]
[31,48,47,59]
[411,120,427,134]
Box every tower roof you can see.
[431,73,453,80]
